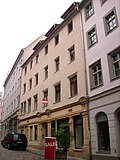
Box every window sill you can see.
[68,93,78,99]
[53,100,61,104]
[96,151,111,154]
[90,83,103,90]
[73,148,83,152]
[110,75,120,82]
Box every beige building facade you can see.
[18,3,89,159]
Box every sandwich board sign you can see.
[44,137,56,160]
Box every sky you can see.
[0,0,80,94]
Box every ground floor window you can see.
[96,112,110,152]
[34,125,38,140]
[73,115,83,149]
[30,126,33,141]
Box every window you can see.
[89,60,103,89]
[29,78,32,90]
[34,125,38,140]
[108,47,120,80]
[68,21,73,33]
[87,26,97,48]
[24,66,27,75]
[34,94,38,111]
[55,34,59,46]
[35,73,38,85]
[69,45,75,62]
[36,54,39,64]
[45,45,48,55]
[30,60,33,69]
[55,83,61,103]
[96,112,110,152]
[100,0,107,5]
[74,115,83,149]
[69,75,78,97]
[55,57,60,72]
[104,8,118,35]
[43,90,48,107]
[85,1,94,19]
[28,98,31,113]
[44,65,48,79]
[23,101,26,114]
[23,83,26,94]
[30,126,33,141]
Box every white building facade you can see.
[1,35,46,137]
[80,0,120,159]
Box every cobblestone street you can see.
[0,143,42,160]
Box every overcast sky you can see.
[0,0,80,93]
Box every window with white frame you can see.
[89,60,103,89]
[108,47,120,80]
[85,1,94,19]
[104,8,118,35]
[87,26,97,48]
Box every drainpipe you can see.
[76,6,92,160]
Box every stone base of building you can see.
[92,155,120,160]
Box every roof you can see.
[45,24,59,37]
[61,2,79,19]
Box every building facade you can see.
[18,3,89,159]
[1,35,46,138]
[0,92,2,139]
[80,0,120,159]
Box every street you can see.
[0,142,42,160]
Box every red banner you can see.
[44,137,56,160]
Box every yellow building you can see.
[18,3,89,159]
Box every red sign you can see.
[44,137,56,160]
[42,97,48,104]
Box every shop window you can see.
[34,125,38,140]
[74,115,83,149]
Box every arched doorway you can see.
[114,107,120,156]
[96,112,110,152]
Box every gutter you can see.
[76,4,92,160]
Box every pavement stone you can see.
[27,147,87,160]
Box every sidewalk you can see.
[27,147,86,160]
